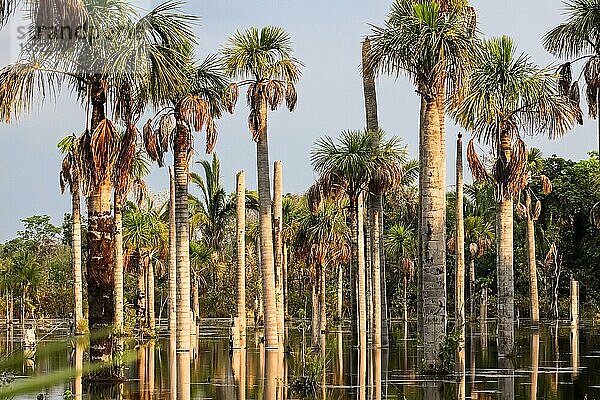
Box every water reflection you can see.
[571,323,579,380]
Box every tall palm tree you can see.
[368,0,477,370]
[385,224,416,325]
[517,148,553,326]
[451,36,577,356]
[455,133,466,339]
[221,26,302,349]
[273,160,285,344]
[0,0,195,361]
[144,53,229,351]
[544,0,600,152]
[58,134,86,335]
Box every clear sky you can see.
[0,0,595,241]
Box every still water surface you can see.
[2,320,600,399]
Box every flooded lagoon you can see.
[1,320,599,399]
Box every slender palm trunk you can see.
[420,95,447,370]
[137,255,147,331]
[85,80,117,369]
[192,274,199,328]
[455,134,465,340]
[147,259,155,333]
[357,193,367,349]
[469,257,476,320]
[371,205,382,348]
[320,263,326,334]
[168,167,177,334]
[283,242,289,318]
[174,111,191,352]
[348,195,359,345]
[273,160,285,343]
[113,193,124,334]
[311,277,319,348]
[72,178,85,335]
[403,274,408,324]
[255,94,278,349]
[526,191,539,326]
[337,263,343,320]
[497,197,514,356]
[236,171,246,347]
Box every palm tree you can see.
[451,36,577,356]
[544,0,600,152]
[368,0,477,370]
[273,160,285,344]
[384,224,416,325]
[221,26,302,349]
[168,167,177,334]
[11,249,42,324]
[0,0,195,360]
[463,215,494,320]
[189,240,214,324]
[517,148,553,326]
[235,170,246,347]
[455,133,466,339]
[58,134,85,335]
[0,0,85,27]
[144,53,229,351]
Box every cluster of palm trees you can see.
[1,0,599,378]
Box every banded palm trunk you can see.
[113,194,124,334]
[455,134,465,339]
[236,171,246,346]
[362,37,386,348]
[319,263,326,334]
[147,258,155,333]
[192,274,199,328]
[469,257,476,320]
[525,191,539,326]
[174,109,192,352]
[72,176,85,335]
[357,193,367,349]
[496,198,514,356]
[348,194,359,346]
[255,92,278,349]
[420,94,447,370]
[337,264,343,320]
[273,160,285,343]
[168,167,177,334]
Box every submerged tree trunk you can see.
[371,204,382,348]
[236,170,246,347]
[192,274,199,328]
[168,167,177,334]
[255,93,278,349]
[497,197,515,357]
[525,191,539,326]
[455,134,465,340]
[311,278,320,348]
[273,160,285,344]
[174,111,192,352]
[420,95,447,370]
[72,177,85,335]
[113,193,124,334]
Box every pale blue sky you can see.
[0,0,595,241]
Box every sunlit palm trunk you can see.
[148,258,155,334]
[168,167,177,334]
[497,197,514,356]
[311,276,319,348]
[319,263,326,335]
[337,264,343,320]
[348,195,359,345]
[137,255,147,331]
[236,171,246,347]
[113,194,124,334]
[174,113,191,352]
[72,177,85,335]
[357,193,367,349]
[192,273,199,328]
[420,95,446,369]
[371,205,382,348]
[455,134,465,340]
[283,242,289,318]
[255,94,278,349]
[273,160,285,344]
[469,257,476,320]
[525,191,539,326]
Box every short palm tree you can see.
[463,215,494,320]
[221,26,302,349]
[451,36,577,356]
[367,0,477,369]
[385,224,416,325]
[544,0,600,152]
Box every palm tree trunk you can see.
[311,277,319,348]
[136,254,146,331]
[469,257,476,321]
[337,263,343,320]
[236,170,246,347]
[526,191,539,326]
[319,263,326,334]
[455,134,465,339]
[148,258,155,334]
[371,205,382,348]
[420,95,447,370]
[72,177,85,335]
[348,194,359,346]
[168,167,177,334]
[86,80,115,337]
[255,94,278,349]
[497,197,515,357]
[357,193,367,349]
[283,242,289,319]
[273,160,285,344]
[403,274,408,324]
[174,112,192,352]
[192,274,199,328]
[113,193,124,334]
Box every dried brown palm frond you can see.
[131,177,148,206]
[307,181,323,214]
[285,82,297,111]
[143,119,162,166]
[179,95,210,132]
[586,85,598,119]
[516,201,527,218]
[569,82,584,125]
[533,200,542,221]
[60,151,75,194]
[585,56,600,92]
[540,174,553,194]
[466,6,477,36]
[494,136,528,199]
[590,201,600,228]
[205,118,217,154]
[158,114,174,152]
[468,242,478,258]
[246,83,260,107]
[248,109,260,141]
[318,171,347,201]
[226,83,238,114]
[466,138,487,182]
[75,132,94,195]
[401,258,414,277]
[0,61,47,123]
[113,124,138,198]
[447,236,456,253]
[544,242,557,269]
[266,80,284,111]
[35,0,86,30]
[370,161,402,194]
[558,62,572,97]
[90,118,119,184]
